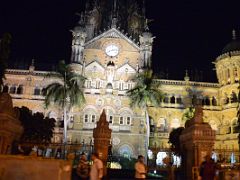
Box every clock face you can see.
[105,44,119,57]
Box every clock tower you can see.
[68,0,151,158]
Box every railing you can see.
[154,79,220,88]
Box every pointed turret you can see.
[139,20,154,69]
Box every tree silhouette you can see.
[17,106,56,143]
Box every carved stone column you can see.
[180,105,216,180]
[93,109,112,176]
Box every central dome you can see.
[221,30,240,54]
[222,40,240,54]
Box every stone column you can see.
[93,109,112,176]
[180,105,216,180]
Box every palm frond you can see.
[127,69,163,108]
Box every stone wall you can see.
[0,155,72,180]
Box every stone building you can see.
[2,0,240,158]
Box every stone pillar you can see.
[93,109,112,176]
[0,93,23,154]
[180,105,215,180]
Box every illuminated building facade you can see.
[3,0,240,158]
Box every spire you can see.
[142,0,146,18]
[232,29,236,40]
[111,0,118,28]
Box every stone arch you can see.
[118,144,134,158]
[82,106,98,123]
[118,107,133,116]
[82,105,98,113]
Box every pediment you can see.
[116,63,136,74]
[85,61,105,72]
[85,28,140,50]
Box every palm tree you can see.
[43,60,85,144]
[127,69,163,149]
[0,33,11,90]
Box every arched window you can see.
[170,96,175,104]
[16,85,23,94]
[9,85,16,94]
[205,97,210,106]
[230,91,237,103]
[176,97,182,104]
[163,96,168,103]
[34,87,41,95]
[83,112,97,124]
[118,144,133,158]
[212,97,217,106]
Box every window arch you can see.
[9,85,16,94]
[16,85,24,94]
[230,91,237,103]
[212,96,217,106]
[118,144,133,158]
[34,87,41,95]
[83,108,97,124]
[176,97,182,104]
[170,96,175,104]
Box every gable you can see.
[85,61,105,73]
[85,28,140,50]
[116,63,136,74]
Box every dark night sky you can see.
[0,0,240,82]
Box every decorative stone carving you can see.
[0,93,23,154]
[180,105,216,180]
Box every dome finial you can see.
[184,69,189,81]
[232,29,236,40]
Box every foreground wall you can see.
[0,155,72,180]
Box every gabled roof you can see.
[85,60,105,72]
[116,63,136,74]
[85,28,140,50]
